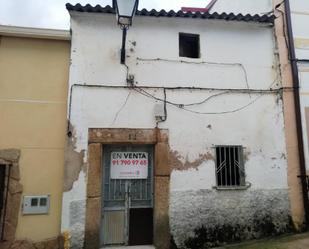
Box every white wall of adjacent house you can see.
[290,0,309,170]
[210,0,272,15]
[63,12,291,248]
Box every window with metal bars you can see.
[215,146,245,187]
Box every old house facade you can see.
[0,25,70,248]
[62,3,294,249]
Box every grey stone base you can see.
[69,200,86,249]
[170,189,292,248]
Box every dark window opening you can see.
[0,166,5,217]
[215,146,245,187]
[179,33,200,58]
[40,198,47,207]
[0,164,9,241]
[31,198,38,207]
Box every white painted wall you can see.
[211,0,272,15]
[63,12,290,248]
[290,0,309,170]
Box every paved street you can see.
[215,232,309,249]
[102,233,309,249]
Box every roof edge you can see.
[0,25,71,41]
[65,3,275,24]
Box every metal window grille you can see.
[215,146,245,187]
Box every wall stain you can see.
[243,149,251,162]
[182,215,294,249]
[64,123,86,192]
[169,150,214,171]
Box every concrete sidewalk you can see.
[101,234,309,249]
[103,246,155,249]
[215,232,309,249]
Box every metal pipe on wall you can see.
[284,0,309,227]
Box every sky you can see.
[0,0,211,30]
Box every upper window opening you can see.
[215,146,245,187]
[179,33,200,59]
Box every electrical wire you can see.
[163,88,167,121]
[67,61,288,134]
[179,95,263,115]
[184,91,230,107]
[130,74,285,115]
[132,85,272,115]
[137,57,251,91]
[111,90,132,125]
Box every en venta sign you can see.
[110,152,148,179]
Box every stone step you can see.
[103,246,155,249]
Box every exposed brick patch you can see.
[169,150,214,171]
[64,136,86,192]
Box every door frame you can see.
[84,128,170,249]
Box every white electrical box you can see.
[22,195,50,215]
[154,103,165,121]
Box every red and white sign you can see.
[110,152,148,179]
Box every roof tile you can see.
[66,3,275,24]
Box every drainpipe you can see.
[284,0,309,227]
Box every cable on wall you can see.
[66,83,294,136]
[136,57,251,91]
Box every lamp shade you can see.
[114,0,139,26]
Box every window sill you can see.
[212,183,251,191]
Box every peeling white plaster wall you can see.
[61,171,86,249]
[62,12,290,248]
[61,171,86,231]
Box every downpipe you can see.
[284,0,309,228]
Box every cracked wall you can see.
[65,12,290,248]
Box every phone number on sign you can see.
[111,160,147,166]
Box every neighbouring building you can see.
[284,0,309,228]
[0,25,70,248]
[272,0,309,230]
[210,0,272,15]
[63,3,295,249]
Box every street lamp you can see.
[113,0,139,64]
